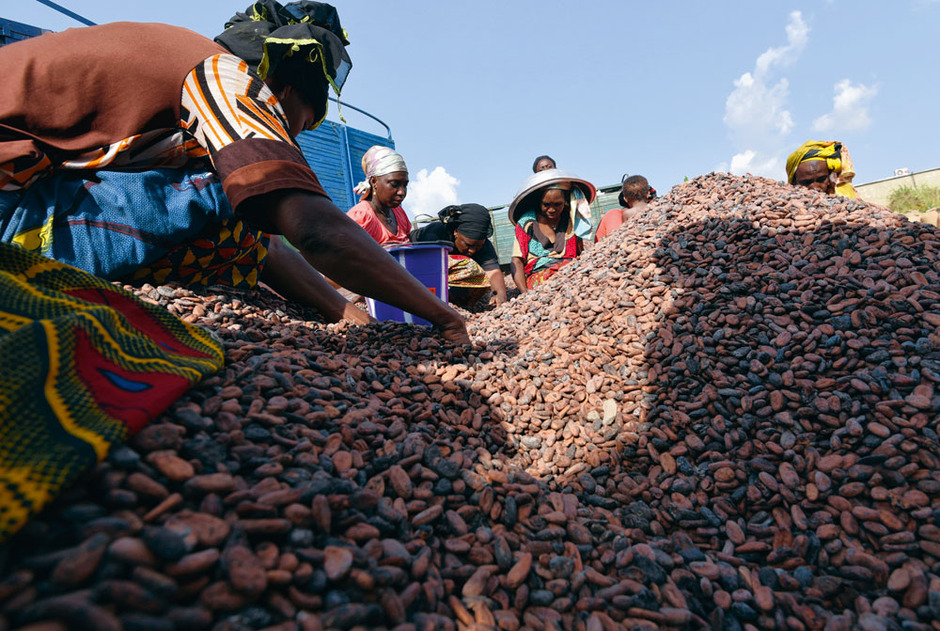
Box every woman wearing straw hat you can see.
[508,169,596,293]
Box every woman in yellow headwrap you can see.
[785,141,858,198]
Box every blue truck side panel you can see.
[295,122,394,212]
[347,127,394,197]
[0,17,48,45]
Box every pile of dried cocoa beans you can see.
[0,172,938,631]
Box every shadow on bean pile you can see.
[465,172,940,630]
[628,207,940,630]
[1,173,939,631]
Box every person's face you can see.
[371,172,409,208]
[538,188,566,222]
[275,84,323,138]
[794,160,835,194]
[535,158,556,172]
[454,230,485,256]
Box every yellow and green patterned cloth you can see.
[447,255,491,306]
[0,244,223,542]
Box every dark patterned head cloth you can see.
[438,204,493,241]
[215,1,352,126]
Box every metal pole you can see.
[33,0,96,26]
[328,97,392,141]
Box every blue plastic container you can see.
[366,244,449,326]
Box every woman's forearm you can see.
[486,269,508,304]
[267,191,469,343]
[511,258,527,294]
[260,235,371,325]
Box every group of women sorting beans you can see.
[349,145,602,308]
[352,138,861,311]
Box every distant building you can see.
[856,167,940,208]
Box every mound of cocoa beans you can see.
[0,172,938,631]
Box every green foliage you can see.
[887,185,940,214]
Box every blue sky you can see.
[5,1,939,217]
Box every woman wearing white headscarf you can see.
[348,145,412,245]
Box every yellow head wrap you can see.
[785,140,857,198]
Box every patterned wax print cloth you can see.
[0,243,223,541]
[525,259,573,289]
[0,168,269,289]
[447,254,490,305]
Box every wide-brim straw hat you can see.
[507,168,597,226]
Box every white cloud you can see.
[405,167,460,220]
[723,11,809,178]
[728,150,782,176]
[724,74,794,139]
[754,11,809,76]
[813,79,878,133]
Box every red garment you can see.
[0,22,326,213]
[514,223,579,278]
[347,200,412,245]
[594,208,626,242]
[525,260,572,289]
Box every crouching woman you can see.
[410,203,507,306]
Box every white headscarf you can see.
[353,145,408,197]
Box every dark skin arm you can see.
[485,269,508,304]
[511,256,528,295]
[260,235,372,325]
[250,189,470,344]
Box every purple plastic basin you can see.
[366,244,450,326]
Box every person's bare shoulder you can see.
[621,207,638,222]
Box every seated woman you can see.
[785,140,858,198]
[410,203,508,306]
[348,146,412,246]
[508,169,595,293]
